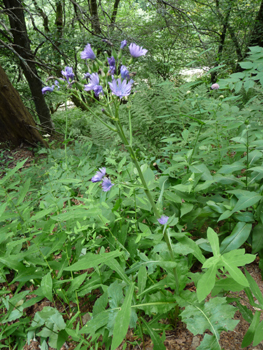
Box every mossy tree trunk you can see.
[0,64,48,148]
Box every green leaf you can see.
[207,228,220,256]
[197,334,220,350]
[138,266,147,296]
[239,61,253,69]
[242,311,260,347]
[111,284,134,350]
[41,272,53,302]
[173,232,205,264]
[220,222,252,254]
[105,258,131,285]
[252,223,263,253]
[0,158,28,185]
[80,310,110,336]
[244,269,263,305]
[253,319,263,346]
[231,192,261,213]
[16,178,31,205]
[221,256,249,286]
[181,297,238,349]
[180,203,194,218]
[57,329,68,350]
[67,272,87,296]
[141,318,166,350]
[51,207,100,221]
[197,265,217,302]
[217,161,244,174]
[65,251,122,272]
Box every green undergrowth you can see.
[2,47,263,350]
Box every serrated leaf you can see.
[111,284,134,350]
[41,272,53,302]
[65,251,122,271]
[181,297,238,348]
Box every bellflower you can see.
[108,78,133,99]
[158,215,169,225]
[84,73,104,97]
[91,167,106,183]
[120,40,127,49]
[129,43,148,58]
[120,65,130,79]
[61,67,75,82]
[102,177,114,192]
[42,85,54,94]
[107,56,115,67]
[81,43,96,60]
[211,83,220,90]
[84,72,91,81]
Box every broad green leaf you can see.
[207,228,220,256]
[197,265,217,302]
[231,192,261,213]
[173,232,205,263]
[242,311,260,347]
[57,330,68,350]
[65,251,122,271]
[67,272,87,296]
[141,318,166,350]
[197,334,220,350]
[221,256,249,286]
[29,207,55,222]
[239,61,253,69]
[138,266,147,296]
[51,207,100,221]
[252,223,263,253]
[253,319,263,346]
[105,258,131,285]
[180,203,193,217]
[80,310,110,335]
[181,297,238,346]
[217,161,244,174]
[41,272,53,302]
[222,250,255,266]
[220,222,252,254]
[111,284,134,350]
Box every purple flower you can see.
[158,215,169,225]
[61,67,75,82]
[102,177,114,192]
[54,80,60,89]
[93,85,104,97]
[108,78,133,99]
[129,43,148,58]
[211,83,220,90]
[120,40,127,49]
[84,72,91,81]
[109,66,115,75]
[107,56,115,67]
[81,44,96,60]
[91,168,106,182]
[120,65,130,79]
[84,73,103,97]
[42,85,54,94]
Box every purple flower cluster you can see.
[61,67,75,82]
[91,167,114,192]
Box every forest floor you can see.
[1,143,263,350]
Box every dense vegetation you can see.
[1,1,263,349]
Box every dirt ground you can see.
[2,144,263,350]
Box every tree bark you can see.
[0,64,48,148]
[248,0,263,48]
[89,0,101,34]
[3,0,54,132]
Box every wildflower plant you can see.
[39,42,260,350]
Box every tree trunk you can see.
[3,0,54,132]
[0,64,48,148]
[89,0,101,34]
[248,0,263,48]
